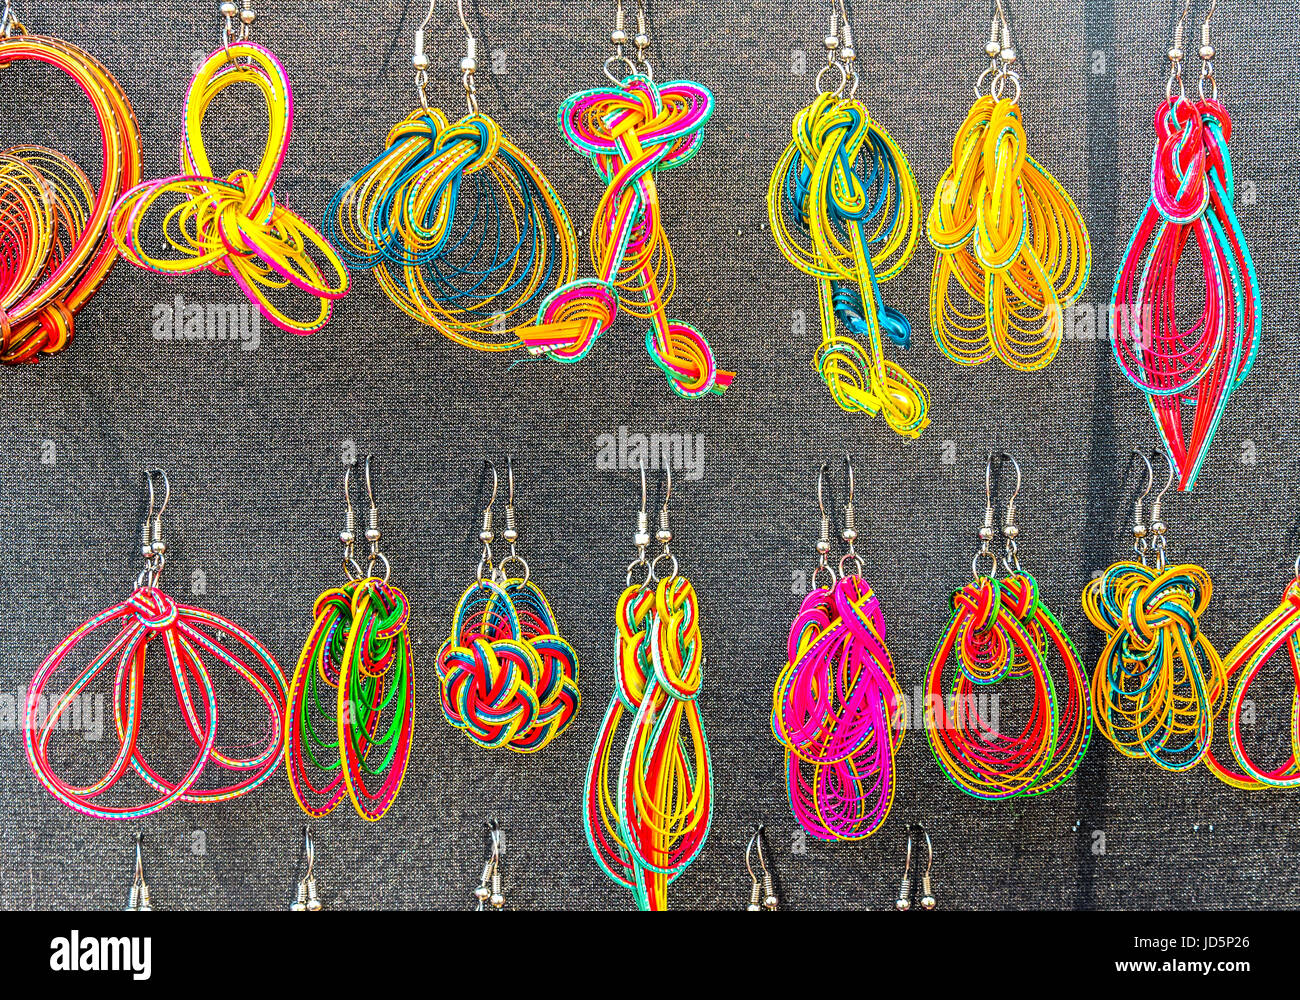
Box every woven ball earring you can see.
[26,470,287,819]
[1081,450,1225,772]
[111,2,349,335]
[436,458,580,752]
[584,462,713,911]
[769,2,927,434]
[0,0,143,364]
[1111,2,1259,492]
[325,0,577,353]
[515,0,730,399]
[286,458,414,822]
[772,455,904,839]
[928,0,1090,372]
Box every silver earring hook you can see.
[650,463,679,582]
[1148,448,1175,571]
[1167,0,1193,100]
[986,453,1022,574]
[139,470,170,589]
[626,457,653,588]
[456,0,480,114]
[362,456,391,583]
[916,823,937,910]
[1126,448,1154,565]
[895,827,915,911]
[813,461,836,590]
[290,826,323,911]
[839,452,864,578]
[496,456,529,586]
[413,0,436,108]
[125,831,153,911]
[340,468,364,581]
[477,461,498,584]
[972,453,1002,579]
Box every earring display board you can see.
[1,0,1297,911]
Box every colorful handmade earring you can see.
[584,463,712,910]
[926,454,1087,799]
[1204,552,1300,791]
[0,0,143,364]
[515,0,730,399]
[1081,451,1226,772]
[772,456,905,838]
[768,4,927,434]
[1111,3,1259,492]
[286,458,414,821]
[324,0,577,352]
[26,470,287,819]
[928,1,1090,372]
[110,2,349,335]
[436,459,580,752]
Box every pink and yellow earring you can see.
[110,2,349,335]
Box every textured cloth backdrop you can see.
[1,0,1297,911]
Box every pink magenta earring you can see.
[771,455,905,840]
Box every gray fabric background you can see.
[1,0,1297,911]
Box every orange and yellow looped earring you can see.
[0,0,143,364]
[110,2,350,336]
[768,1,928,436]
[1081,450,1226,773]
[324,0,577,352]
[928,1,1090,371]
[436,459,580,753]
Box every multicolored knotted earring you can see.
[515,0,730,399]
[324,0,577,352]
[110,2,349,335]
[1111,3,1259,492]
[768,3,927,435]
[928,1,1090,372]
[926,454,1086,799]
[26,470,287,819]
[1204,552,1300,791]
[1081,450,1226,772]
[0,1,143,364]
[436,459,580,752]
[585,463,712,910]
[286,458,414,821]
[772,455,904,838]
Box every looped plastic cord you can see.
[0,34,142,364]
[324,105,577,351]
[111,42,349,335]
[435,576,580,753]
[926,573,1081,799]
[327,577,414,821]
[769,91,928,435]
[585,575,712,910]
[517,74,733,399]
[1204,578,1300,790]
[1081,560,1225,772]
[772,573,904,839]
[1111,97,1259,492]
[26,585,286,820]
[928,95,1090,372]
